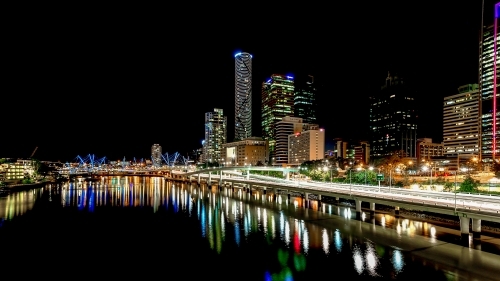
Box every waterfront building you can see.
[369,72,418,158]
[262,74,295,161]
[151,144,162,167]
[235,52,253,141]
[288,127,325,165]
[203,108,227,164]
[294,75,317,124]
[443,84,480,166]
[221,137,268,166]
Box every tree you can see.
[492,160,500,178]
[459,175,479,193]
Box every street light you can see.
[349,168,352,195]
[367,166,373,185]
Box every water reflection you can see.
[0,188,43,221]
[4,177,495,280]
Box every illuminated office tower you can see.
[294,75,317,124]
[261,74,295,163]
[369,72,418,157]
[151,144,162,167]
[443,84,480,161]
[203,108,227,164]
[234,52,252,141]
[479,2,500,162]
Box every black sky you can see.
[2,1,498,162]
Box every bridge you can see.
[165,167,500,244]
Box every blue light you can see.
[266,79,272,83]
[287,76,294,80]
[234,52,242,58]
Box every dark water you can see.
[0,177,498,280]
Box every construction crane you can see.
[30,147,38,158]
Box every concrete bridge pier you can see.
[263,187,267,195]
[318,194,322,207]
[198,174,201,184]
[472,218,482,239]
[394,206,400,217]
[355,199,362,220]
[208,172,212,185]
[369,202,376,216]
[335,197,340,205]
[305,193,310,208]
[459,216,470,245]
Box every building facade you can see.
[479,13,500,161]
[294,75,317,124]
[288,128,325,165]
[151,144,162,167]
[262,74,295,160]
[203,108,227,164]
[221,137,268,166]
[369,72,418,158]
[443,84,480,159]
[274,116,305,165]
[416,138,445,162]
[235,52,253,141]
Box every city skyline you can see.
[2,1,497,162]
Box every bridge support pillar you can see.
[459,216,470,245]
[305,193,310,208]
[335,197,340,204]
[263,187,267,194]
[198,174,201,184]
[219,172,222,186]
[355,199,362,220]
[394,206,400,217]
[472,218,481,239]
[208,172,212,185]
[287,193,290,200]
[318,194,322,207]
[369,202,375,216]
[246,170,250,180]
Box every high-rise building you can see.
[288,127,325,165]
[369,72,418,158]
[235,52,252,141]
[203,108,227,164]
[275,116,305,165]
[151,144,162,167]
[294,75,317,124]
[443,84,480,160]
[479,3,500,162]
[262,74,295,161]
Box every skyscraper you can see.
[203,108,227,164]
[151,144,162,167]
[479,2,500,162]
[443,84,480,160]
[261,74,295,163]
[294,75,317,124]
[369,72,418,158]
[234,52,252,141]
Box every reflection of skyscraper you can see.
[235,52,252,141]
[151,144,162,167]
[479,2,500,161]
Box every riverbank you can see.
[1,182,47,192]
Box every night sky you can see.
[3,1,498,162]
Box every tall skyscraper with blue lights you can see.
[478,2,500,162]
[261,74,295,164]
[234,52,252,141]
